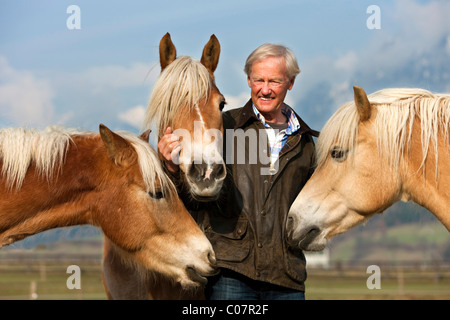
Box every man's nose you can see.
[261,82,271,94]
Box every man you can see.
[158,43,318,300]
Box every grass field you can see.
[1,259,449,300]
[0,261,105,300]
[1,221,448,300]
[306,266,450,300]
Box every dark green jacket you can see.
[197,99,317,291]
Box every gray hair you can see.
[244,43,300,80]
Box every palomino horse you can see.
[287,86,450,251]
[0,124,216,297]
[102,33,225,299]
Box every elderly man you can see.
[158,43,318,300]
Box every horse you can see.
[102,33,226,299]
[143,32,227,200]
[287,86,450,251]
[0,124,217,298]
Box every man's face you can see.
[247,56,295,121]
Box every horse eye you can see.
[330,146,347,162]
[219,100,226,111]
[148,191,164,199]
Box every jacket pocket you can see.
[205,219,252,263]
[284,247,307,283]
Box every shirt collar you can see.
[252,103,300,135]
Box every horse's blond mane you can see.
[0,126,175,196]
[0,126,74,190]
[317,88,450,174]
[143,56,211,133]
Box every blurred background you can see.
[0,0,449,299]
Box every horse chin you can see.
[288,226,327,252]
[187,181,223,202]
[181,265,219,289]
[186,267,208,286]
[300,239,327,252]
[190,191,220,202]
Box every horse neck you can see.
[0,135,103,247]
[401,122,450,230]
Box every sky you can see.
[0,0,449,144]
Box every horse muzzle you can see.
[286,215,326,251]
[185,251,219,286]
[185,162,226,201]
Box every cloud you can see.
[75,62,158,89]
[0,56,55,127]
[290,0,450,130]
[45,61,159,131]
[223,92,249,111]
[118,104,146,129]
[0,57,155,130]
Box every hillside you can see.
[328,202,450,263]
[2,226,102,250]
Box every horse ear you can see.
[353,85,371,121]
[159,32,177,71]
[139,129,151,143]
[99,124,136,167]
[201,34,220,73]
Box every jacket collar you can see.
[234,99,258,129]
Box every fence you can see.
[1,254,449,300]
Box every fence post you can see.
[397,266,404,296]
[29,280,38,300]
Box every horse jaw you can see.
[287,183,369,251]
[133,233,218,290]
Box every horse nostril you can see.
[215,163,225,179]
[208,251,217,266]
[188,163,203,181]
[307,227,320,237]
[300,226,320,247]
[286,215,296,232]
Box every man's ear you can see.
[288,77,295,91]
[99,124,137,167]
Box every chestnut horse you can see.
[143,32,226,200]
[102,33,225,299]
[0,124,216,297]
[287,86,450,251]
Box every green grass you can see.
[0,262,106,300]
[306,267,450,300]
[1,261,449,300]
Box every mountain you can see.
[328,202,450,263]
[2,225,102,250]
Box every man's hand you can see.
[157,127,181,174]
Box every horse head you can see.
[97,125,218,288]
[145,33,226,201]
[286,86,450,251]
